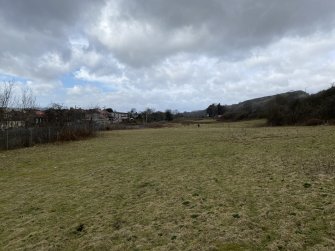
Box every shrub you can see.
[304,119,324,126]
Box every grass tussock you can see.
[0,121,334,250]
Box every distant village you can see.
[0,105,178,150]
[0,108,131,130]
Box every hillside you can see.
[205,86,335,125]
[223,91,309,121]
[267,86,335,125]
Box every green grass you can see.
[0,121,334,250]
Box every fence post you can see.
[30,128,33,146]
[6,129,9,150]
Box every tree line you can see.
[132,108,174,123]
[206,85,335,126]
[267,85,335,125]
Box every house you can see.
[0,109,25,130]
[34,110,47,126]
[85,109,111,128]
[86,110,129,124]
[0,120,25,130]
[110,112,129,123]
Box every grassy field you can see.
[0,121,334,250]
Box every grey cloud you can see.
[121,0,335,38]
[95,0,335,66]
[0,0,106,69]
[0,0,105,32]
[0,0,107,98]
[2,0,334,68]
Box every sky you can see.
[0,0,335,112]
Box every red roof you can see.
[35,111,46,117]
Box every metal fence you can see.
[0,123,95,150]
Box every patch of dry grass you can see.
[0,121,334,250]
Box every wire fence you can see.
[0,123,95,150]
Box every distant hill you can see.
[181,91,310,120]
[223,90,309,120]
[205,85,335,125]
[265,86,335,125]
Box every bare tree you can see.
[0,81,14,109]
[0,81,15,126]
[18,86,37,127]
[20,86,37,110]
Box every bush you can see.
[304,119,324,126]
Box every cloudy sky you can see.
[1,0,335,112]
